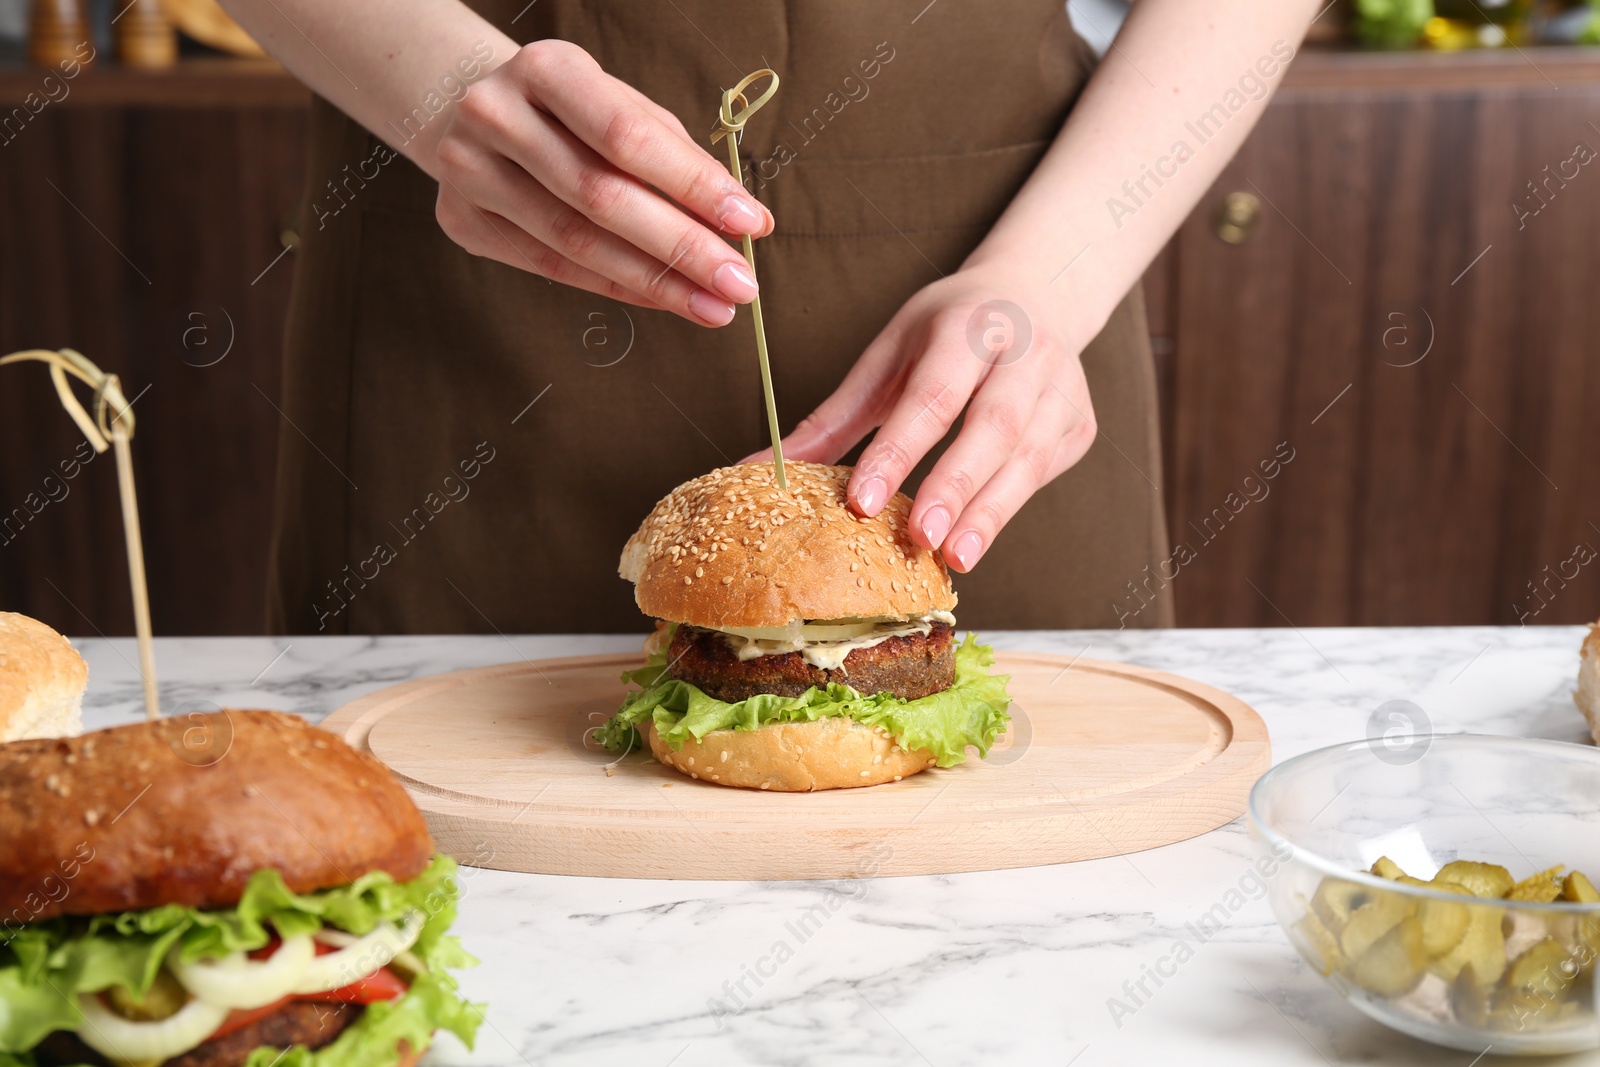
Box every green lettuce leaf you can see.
[0,855,477,1055]
[243,970,480,1067]
[597,632,1011,768]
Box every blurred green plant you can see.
[1580,0,1600,44]
[1355,0,1435,46]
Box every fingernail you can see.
[921,505,951,547]
[688,289,735,326]
[713,260,759,302]
[717,194,764,235]
[855,475,887,516]
[948,530,983,571]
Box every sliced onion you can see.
[296,911,425,994]
[77,993,229,1062]
[315,927,427,979]
[167,933,314,1009]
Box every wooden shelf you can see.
[0,43,1595,110]
[0,55,307,108]
[1285,44,1600,93]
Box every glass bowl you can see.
[1249,735,1600,1055]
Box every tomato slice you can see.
[204,934,408,1042]
[294,966,410,1005]
[246,938,281,961]
[211,996,294,1040]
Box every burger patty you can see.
[668,622,955,702]
[36,1002,358,1067]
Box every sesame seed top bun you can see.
[618,462,956,630]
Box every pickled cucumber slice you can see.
[107,968,187,1022]
[1351,916,1426,996]
[1311,878,1370,934]
[1491,991,1571,1031]
[1435,860,1514,899]
[1413,881,1472,958]
[1562,871,1600,904]
[1451,963,1490,1028]
[1428,902,1507,984]
[1508,867,1566,903]
[1340,890,1416,959]
[1371,856,1407,881]
[1295,902,1348,976]
[1505,938,1578,999]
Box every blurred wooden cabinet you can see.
[0,60,307,636]
[1148,48,1600,627]
[4,50,1600,634]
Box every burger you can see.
[598,462,1012,790]
[0,710,480,1067]
[0,611,88,742]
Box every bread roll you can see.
[1575,623,1600,745]
[0,611,87,742]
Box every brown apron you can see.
[265,0,1174,635]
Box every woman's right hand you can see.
[430,39,772,326]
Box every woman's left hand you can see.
[744,264,1099,573]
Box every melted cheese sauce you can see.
[721,611,955,671]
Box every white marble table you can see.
[72,627,1598,1067]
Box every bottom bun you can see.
[646,716,934,791]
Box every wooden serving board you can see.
[322,652,1269,880]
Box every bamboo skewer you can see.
[1,348,159,720]
[711,69,786,491]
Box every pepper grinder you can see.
[28,0,94,68]
[114,0,179,69]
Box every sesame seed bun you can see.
[0,612,87,742]
[644,716,934,791]
[618,462,956,630]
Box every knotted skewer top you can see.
[0,348,136,454]
[712,68,780,146]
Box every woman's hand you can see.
[749,265,1098,572]
[431,39,773,326]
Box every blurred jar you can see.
[1424,0,1534,47]
[1525,0,1600,43]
